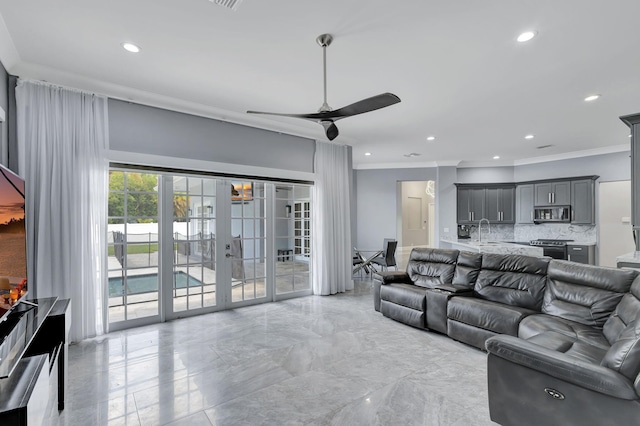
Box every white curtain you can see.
[312,141,353,295]
[16,80,109,342]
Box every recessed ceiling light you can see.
[525,134,534,140]
[122,42,141,53]
[426,136,436,141]
[493,156,500,160]
[517,31,536,43]
[584,94,600,102]
[364,152,371,156]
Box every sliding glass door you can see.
[107,169,312,329]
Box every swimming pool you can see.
[109,271,205,296]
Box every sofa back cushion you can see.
[543,261,637,329]
[474,253,549,310]
[452,251,483,287]
[604,275,640,344]
[407,248,458,288]
[601,319,640,381]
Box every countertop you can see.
[441,239,544,256]
[616,251,640,267]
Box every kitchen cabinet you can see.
[534,181,571,206]
[571,179,595,224]
[486,187,515,223]
[457,187,485,223]
[516,184,535,224]
[568,244,595,265]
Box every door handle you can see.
[225,253,233,258]
[469,211,471,221]
[548,193,551,204]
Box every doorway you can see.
[398,180,435,248]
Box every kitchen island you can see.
[616,251,640,269]
[440,239,544,257]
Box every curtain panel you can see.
[312,141,353,295]
[16,80,109,342]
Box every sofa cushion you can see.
[604,276,640,344]
[543,261,637,329]
[601,319,640,381]
[452,251,483,287]
[519,314,611,350]
[379,283,426,311]
[406,248,458,288]
[448,296,536,336]
[474,253,549,310]
[524,331,608,364]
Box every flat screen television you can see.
[0,164,27,323]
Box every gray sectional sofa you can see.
[373,247,640,426]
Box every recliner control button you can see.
[544,388,565,400]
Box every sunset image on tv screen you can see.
[0,165,26,281]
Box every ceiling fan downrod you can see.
[316,34,333,113]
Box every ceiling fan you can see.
[247,34,401,141]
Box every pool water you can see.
[109,271,205,296]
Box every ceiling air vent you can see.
[536,144,553,150]
[210,0,243,11]
[403,153,421,158]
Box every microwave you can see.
[534,206,571,223]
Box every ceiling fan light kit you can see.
[247,33,401,141]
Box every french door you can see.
[107,170,312,329]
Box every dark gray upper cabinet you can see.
[486,187,515,223]
[516,184,535,224]
[571,179,595,224]
[534,181,571,205]
[457,187,485,223]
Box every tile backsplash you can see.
[514,224,596,243]
[463,223,596,243]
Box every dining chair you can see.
[371,239,398,271]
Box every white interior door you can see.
[598,180,635,267]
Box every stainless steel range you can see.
[529,239,574,260]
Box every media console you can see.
[0,297,70,425]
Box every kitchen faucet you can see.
[479,218,491,242]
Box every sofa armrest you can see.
[376,271,411,285]
[432,284,474,295]
[486,335,638,400]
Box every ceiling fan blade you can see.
[320,120,339,141]
[246,110,322,120]
[246,92,400,122]
[323,92,401,120]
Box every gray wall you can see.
[108,99,316,173]
[0,59,7,167]
[456,166,515,183]
[514,151,630,182]
[355,167,437,250]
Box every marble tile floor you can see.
[53,278,497,426]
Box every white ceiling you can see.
[0,0,638,168]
